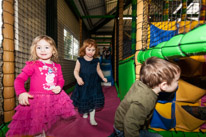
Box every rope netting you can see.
[122,5,133,59]
[116,1,134,60]
[135,0,206,79]
[14,0,46,77]
[0,0,46,126]
[13,0,46,110]
[144,0,205,50]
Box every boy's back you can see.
[113,57,181,137]
[114,80,158,137]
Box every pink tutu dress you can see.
[6,61,76,136]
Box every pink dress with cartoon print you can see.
[6,60,76,137]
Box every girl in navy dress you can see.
[71,39,107,126]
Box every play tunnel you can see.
[138,24,206,63]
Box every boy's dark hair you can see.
[140,57,181,88]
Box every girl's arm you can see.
[56,64,65,89]
[53,64,65,94]
[14,62,34,96]
[14,73,29,96]
[97,62,107,82]
[74,60,84,85]
[15,74,34,105]
[74,60,81,80]
[15,62,34,105]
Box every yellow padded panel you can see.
[176,79,206,103]
[178,21,205,33]
[155,103,172,119]
[151,21,177,30]
[175,102,205,132]
[190,55,206,62]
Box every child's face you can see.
[36,39,53,62]
[164,73,180,93]
[85,46,96,58]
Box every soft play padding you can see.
[118,58,135,100]
[150,103,175,130]
[201,95,206,129]
[190,55,206,62]
[180,24,206,55]
[162,34,185,58]
[137,50,145,63]
[137,24,206,63]
[150,42,166,59]
[155,103,173,119]
[144,49,152,61]
[176,79,205,103]
[175,103,205,131]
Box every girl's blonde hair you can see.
[30,35,58,62]
[79,39,98,58]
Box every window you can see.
[64,28,79,60]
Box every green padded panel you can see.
[171,132,186,137]
[162,34,186,58]
[144,49,152,61]
[184,132,200,137]
[180,24,206,55]
[137,50,144,63]
[118,59,135,100]
[148,129,173,137]
[151,42,166,59]
[149,129,206,137]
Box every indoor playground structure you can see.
[1,0,206,137]
[100,47,115,86]
[116,0,206,137]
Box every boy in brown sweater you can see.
[113,57,181,137]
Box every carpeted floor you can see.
[48,86,120,137]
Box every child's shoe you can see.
[83,113,88,118]
[90,109,98,126]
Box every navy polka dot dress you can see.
[71,57,104,114]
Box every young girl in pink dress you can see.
[6,35,76,137]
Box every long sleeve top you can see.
[14,60,65,96]
[114,80,158,137]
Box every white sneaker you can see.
[35,130,46,137]
[90,118,98,126]
[83,113,88,118]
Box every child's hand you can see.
[103,77,107,83]
[52,86,61,94]
[77,77,84,85]
[18,92,34,105]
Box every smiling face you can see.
[36,39,53,63]
[85,46,96,58]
